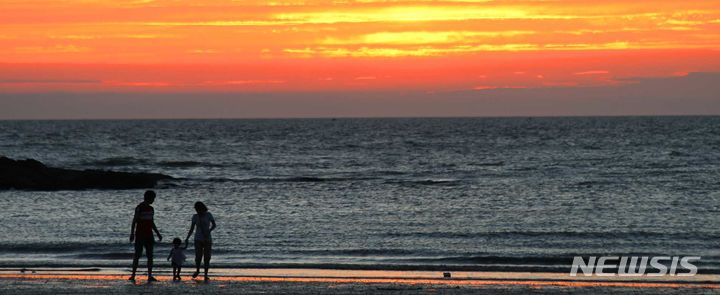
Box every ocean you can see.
[0,117,719,273]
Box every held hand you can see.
[129,233,135,243]
[157,233,163,242]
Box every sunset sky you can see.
[1,0,719,118]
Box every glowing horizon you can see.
[1,0,719,118]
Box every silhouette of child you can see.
[167,238,187,281]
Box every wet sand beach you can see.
[1,268,718,294]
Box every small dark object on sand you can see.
[443,272,452,278]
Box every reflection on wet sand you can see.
[1,274,718,290]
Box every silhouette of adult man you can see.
[129,190,162,282]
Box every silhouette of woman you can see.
[185,201,216,281]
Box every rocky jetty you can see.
[0,156,173,190]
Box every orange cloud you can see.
[202,80,286,85]
[574,70,610,75]
[0,0,718,93]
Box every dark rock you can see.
[0,156,173,190]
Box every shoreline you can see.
[3,259,720,274]
[1,273,719,289]
[1,269,719,295]
[1,267,718,285]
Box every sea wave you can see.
[2,241,720,274]
[377,230,720,240]
[197,176,379,183]
[82,157,227,168]
[156,160,227,168]
[280,249,418,256]
[190,175,464,185]
[0,242,119,253]
[469,161,505,167]
[70,253,132,260]
[575,180,617,186]
[385,179,462,186]
[82,157,148,167]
